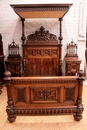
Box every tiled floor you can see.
[0,85,87,130]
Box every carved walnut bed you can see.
[4,4,85,123]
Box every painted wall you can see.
[0,0,86,75]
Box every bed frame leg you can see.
[74,114,83,121]
[74,96,84,121]
[6,97,16,123]
[7,115,16,123]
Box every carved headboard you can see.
[22,26,61,76]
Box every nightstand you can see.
[65,40,81,76]
[5,40,22,76]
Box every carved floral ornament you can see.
[27,26,57,42]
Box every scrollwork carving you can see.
[27,26,57,42]
[34,90,56,100]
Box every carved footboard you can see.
[4,70,84,123]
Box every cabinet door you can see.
[25,58,58,76]
[24,47,59,76]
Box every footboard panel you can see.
[4,71,84,122]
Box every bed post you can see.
[21,18,26,75]
[4,70,16,123]
[74,70,85,121]
[58,18,63,76]
[21,18,26,45]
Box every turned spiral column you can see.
[21,18,26,45]
[58,18,63,76]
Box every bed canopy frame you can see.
[11,3,72,44]
[10,3,72,76]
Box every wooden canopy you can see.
[10,4,72,19]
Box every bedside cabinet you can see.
[5,40,22,76]
[5,59,22,76]
[65,40,81,76]
[65,59,81,76]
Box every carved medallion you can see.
[34,90,56,100]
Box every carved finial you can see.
[4,70,11,81]
[12,39,15,45]
[77,70,85,80]
[71,39,73,44]
[0,34,2,41]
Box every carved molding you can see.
[27,26,57,42]
[11,107,83,115]
[11,79,77,84]
[14,6,69,12]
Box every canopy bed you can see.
[4,3,85,122]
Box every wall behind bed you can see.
[0,0,87,75]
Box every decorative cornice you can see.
[10,4,72,18]
[14,7,69,12]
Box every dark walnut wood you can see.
[4,70,84,123]
[0,34,5,94]
[65,40,81,76]
[22,26,62,76]
[5,40,22,76]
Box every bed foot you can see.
[6,98,16,123]
[74,115,82,121]
[8,116,16,123]
[73,96,84,121]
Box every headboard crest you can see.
[27,26,57,42]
